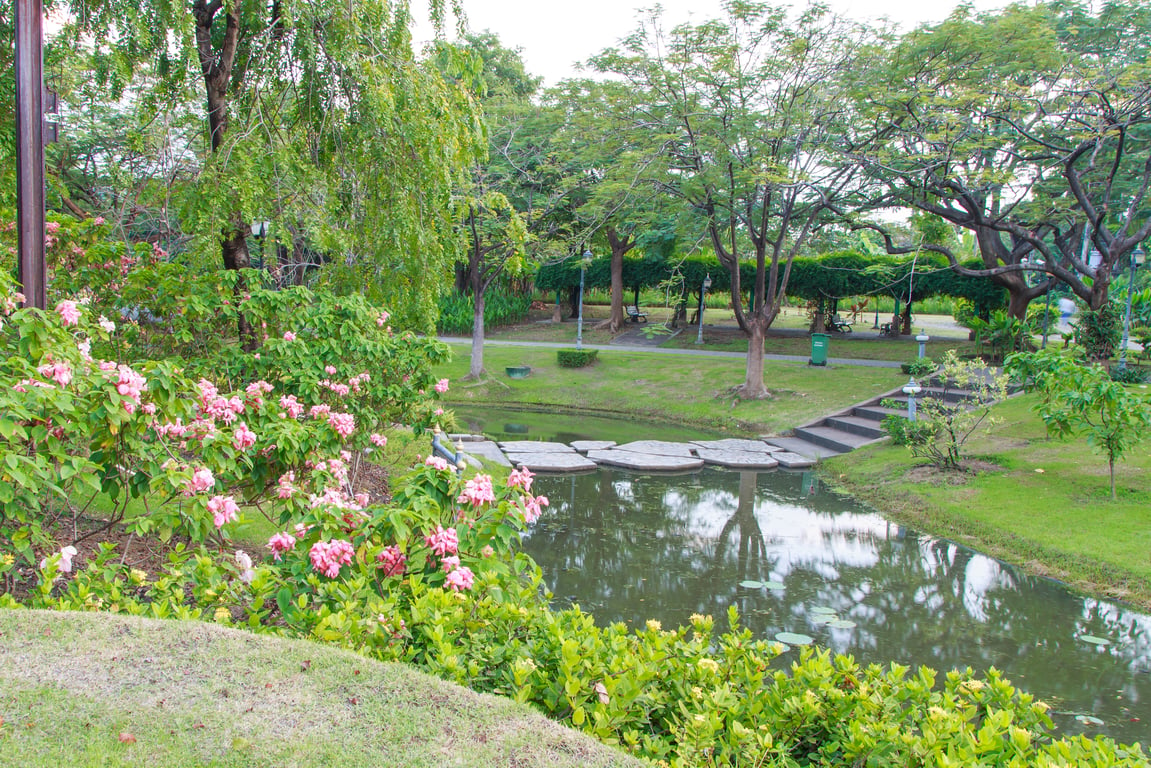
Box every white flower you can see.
[98,315,116,334]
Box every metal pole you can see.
[576,261,586,350]
[1119,252,1137,369]
[1041,287,1051,350]
[15,0,47,309]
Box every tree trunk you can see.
[604,226,633,332]
[468,290,485,379]
[738,319,769,399]
[221,215,255,349]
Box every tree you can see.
[855,1,1151,320]
[64,0,482,333]
[591,3,874,397]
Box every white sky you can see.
[418,0,1010,86]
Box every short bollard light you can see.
[902,377,922,421]
[916,332,929,359]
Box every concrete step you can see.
[853,404,904,422]
[761,436,843,460]
[793,425,878,454]
[825,415,887,439]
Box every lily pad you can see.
[1079,635,1111,646]
[763,581,786,591]
[809,605,837,615]
[1076,714,1105,727]
[775,632,814,646]
[739,580,764,589]
[827,619,857,629]
[809,614,836,625]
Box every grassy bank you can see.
[436,344,905,436]
[825,393,1151,610]
[0,609,642,768]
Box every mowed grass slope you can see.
[0,610,643,768]
[438,344,904,436]
[827,393,1151,609]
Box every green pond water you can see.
[454,407,1151,746]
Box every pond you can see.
[453,408,1151,745]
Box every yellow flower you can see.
[697,658,720,674]
[214,606,230,623]
[129,568,147,585]
[645,619,662,632]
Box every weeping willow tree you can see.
[62,0,484,332]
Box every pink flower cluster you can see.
[425,455,451,471]
[508,466,534,493]
[370,433,388,448]
[445,566,475,591]
[277,471,296,499]
[186,467,215,495]
[283,331,297,341]
[349,373,370,392]
[376,545,406,576]
[425,525,459,557]
[56,300,81,326]
[207,494,240,527]
[279,394,304,419]
[232,422,257,451]
[38,360,73,387]
[319,379,351,397]
[521,494,550,524]
[328,411,355,439]
[266,532,297,561]
[114,365,147,413]
[244,380,274,408]
[309,539,354,578]
[434,378,450,394]
[458,474,496,506]
[376,311,390,327]
[309,404,331,419]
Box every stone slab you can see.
[498,441,575,453]
[587,449,705,471]
[503,451,598,473]
[691,438,780,454]
[460,440,511,468]
[613,440,696,458]
[447,433,487,443]
[570,440,617,453]
[694,448,779,469]
[771,451,817,469]
[763,437,840,460]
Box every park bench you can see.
[827,313,852,333]
[626,306,648,323]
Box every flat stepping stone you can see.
[460,440,511,468]
[691,438,779,454]
[571,440,617,453]
[498,441,575,453]
[587,449,704,471]
[447,433,487,443]
[694,448,779,469]
[503,451,597,473]
[771,451,817,469]
[614,440,696,457]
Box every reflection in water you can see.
[523,467,1151,746]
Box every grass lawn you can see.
[0,609,642,768]
[825,393,1151,610]
[436,344,906,436]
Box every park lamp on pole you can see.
[695,274,712,345]
[915,331,930,359]
[902,377,922,422]
[576,248,591,351]
[250,220,271,238]
[1119,246,1146,370]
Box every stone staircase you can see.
[764,380,982,460]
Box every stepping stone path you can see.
[441,433,813,473]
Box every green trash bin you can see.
[810,333,830,366]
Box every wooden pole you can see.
[15,0,47,309]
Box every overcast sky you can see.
[417,0,1010,86]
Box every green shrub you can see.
[437,290,531,335]
[900,358,937,377]
[881,412,934,446]
[557,349,599,368]
[1110,365,1149,384]
[1074,302,1123,362]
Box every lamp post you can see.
[915,332,929,359]
[576,249,591,351]
[902,377,922,422]
[1119,246,1146,370]
[695,274,712,345]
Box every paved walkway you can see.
[439,337,903,369]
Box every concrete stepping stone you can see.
[571,440,617,453]
[460,440,511,468]
[447,433,487,443]
[498,441,575,453]
[614,440,696,457]
[587,449,705,471]
[503,451,598,473]
[691,438,780,454]
[771,451,817,469]
[694,448,779,469]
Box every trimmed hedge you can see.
[557,349,599,368]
